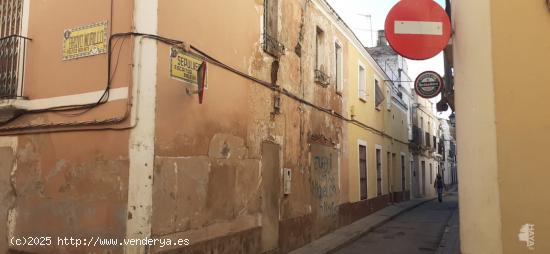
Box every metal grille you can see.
[0,0,25,99]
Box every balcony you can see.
[0,35,30,99]
[409,126,422,153]
[0,35,31,122]
[314,69,330,87]
[263,33,285,58]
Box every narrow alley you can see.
[335,192,458,254]
[0,0,548,253]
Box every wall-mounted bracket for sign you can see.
[184,61,207,104]
[170,47,208,104]
[415,71,443,99]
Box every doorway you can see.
[261,142,281,253]
[376,148,382,196]
[421,161,426,196]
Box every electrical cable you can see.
[0,31,410,144]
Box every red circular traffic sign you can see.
[415,71,443,99]
[385,0,451,60]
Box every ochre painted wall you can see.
[491,0,550,252]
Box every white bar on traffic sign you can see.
[394,21,443,36]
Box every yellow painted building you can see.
[344,39,411,211]
[452,0,550,253]
[410,96,440,198]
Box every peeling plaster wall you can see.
[0,145,15,254]
[0,0,135,253]
[154,0,346,253]
[8,133,130,254]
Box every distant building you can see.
[438,119,457,186]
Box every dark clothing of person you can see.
[434,177,445,202]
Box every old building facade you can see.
[409,96,440,198]
[0,0,417,253]
[344,24,411,221]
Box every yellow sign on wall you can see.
[170,47,206,86]
[62,21,108,60]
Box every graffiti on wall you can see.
[311,144,339,217]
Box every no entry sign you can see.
[385,0,451,60]
[415,71,443,99]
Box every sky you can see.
[326,0,450,118]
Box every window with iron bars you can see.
[0,0,28,99]
[263,0,284,58]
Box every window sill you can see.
[0,98,28,123]
[315,80,330,88]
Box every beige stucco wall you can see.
[455,0,550,253]
[453,0,503,253]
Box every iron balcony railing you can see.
[314,69,330,86]
[0,34,30,99]
[409,126,422,153]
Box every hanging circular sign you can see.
[415,71,443,99]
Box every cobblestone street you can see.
[334,192,458,254]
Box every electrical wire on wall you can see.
[1,31,409,145]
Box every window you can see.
[376,147,382,196]
[314,27,329,85]
[359,144,367,200]
[358,64,366,101]
[433,136,437,150]
[420,117,424,145]
[374,79,384,109]
[425,132,431,148]
[0,0,26,98]
[263,0,283,57]
[335,42,343,93]
[386,86,392,110]
[315,27,325,71]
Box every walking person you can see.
[434,174,445,202]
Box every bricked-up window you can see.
[263,0,283,58]
[358,64,366,101]
[359,144,367,200]
[314,27,330,86]
[0,0,25,98]
[315,27,325,70]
